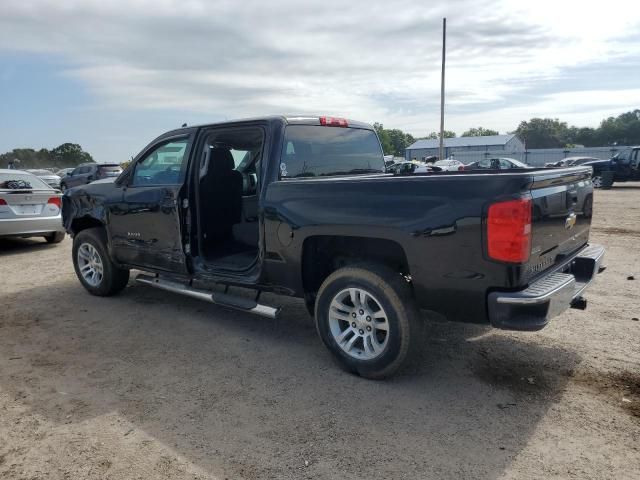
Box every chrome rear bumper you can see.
[488,243,605,331]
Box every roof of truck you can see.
[163,115,374,137]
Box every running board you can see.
[135,274,280,319]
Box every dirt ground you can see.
[1,184,639,480]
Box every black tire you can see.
[45,231,65,244]
[314,263,420,379]
[72,227,129,296]
[601,170,615,190]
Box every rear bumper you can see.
[0,215,64,238]
[488,243,605,331]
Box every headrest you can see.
[210,148,235,174]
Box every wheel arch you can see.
[300,235,411,314]
[69,216,106,236]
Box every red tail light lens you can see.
[47,197,62,208]
[458,165,465,171]
[487,198,532,263]
[0,199,7,205]
[319,116,348,127]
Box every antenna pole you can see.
[439,17,446,161]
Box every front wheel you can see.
[72,227,129,296]
[592,175,603,188]
[315,264,419,379]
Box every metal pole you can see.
[439,18,446,161]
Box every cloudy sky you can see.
[1,0,639,162]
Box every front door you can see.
[110,136,192,273]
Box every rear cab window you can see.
[279,125,384,179]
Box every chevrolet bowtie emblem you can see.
[565,213,577,230]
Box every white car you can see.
[0,169,65,243]
[387,161,436,174]
[432,159,465,171]
[25,169,62,189]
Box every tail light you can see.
[458,165,465,171]
[319,116,348,127]
[0,199,7,205]
[47,197,62,208]
[487,197,532,263]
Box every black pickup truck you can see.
[582,146,640,188]
[63,115,605,378]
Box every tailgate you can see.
[527,167,593,278]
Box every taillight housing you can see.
[47,197,62,208]
[319,116,348,127]
[0,199,7,206]
[458,165,465,171]
[487,197,532,263]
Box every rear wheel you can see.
[45,231,65,244]
[72,228,129,296]
[315,263,419,379]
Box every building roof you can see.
[407,134,517,150]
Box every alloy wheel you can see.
[328,287,390,360]
[77,243,104,287]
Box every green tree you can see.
[1,143,94,169]
[373,123,415,156]
[597,109,640,146]
[50,143,94,165]
[515,118,570,149]
[424,130,456,140]
[461,127,499,137]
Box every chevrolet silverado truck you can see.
[62,115,605,378]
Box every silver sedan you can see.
[25,169,62,189]
[0,169,65,243]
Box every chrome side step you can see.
[135,274,280,319]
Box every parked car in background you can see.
[580,147,640,188]
[25,169,61,189]
[432,159,465,171]
[466,157,532,170]
[61,163,123,191]
[544,157,600,168]
[56,167,75,181]
[386,161,442,174]
[0,169,65,243]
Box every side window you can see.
[131,139,189,186]
[499,159,512,169]
[71,167,82,175]
[479,159,491,169]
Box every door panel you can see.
[110,185,186,272]
[109,137,192,273]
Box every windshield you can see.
[280,126,384,178]
[0,172,53,190]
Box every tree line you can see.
[374,109,640,156]
[0,143,94,170]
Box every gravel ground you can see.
[1,184,639,480]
